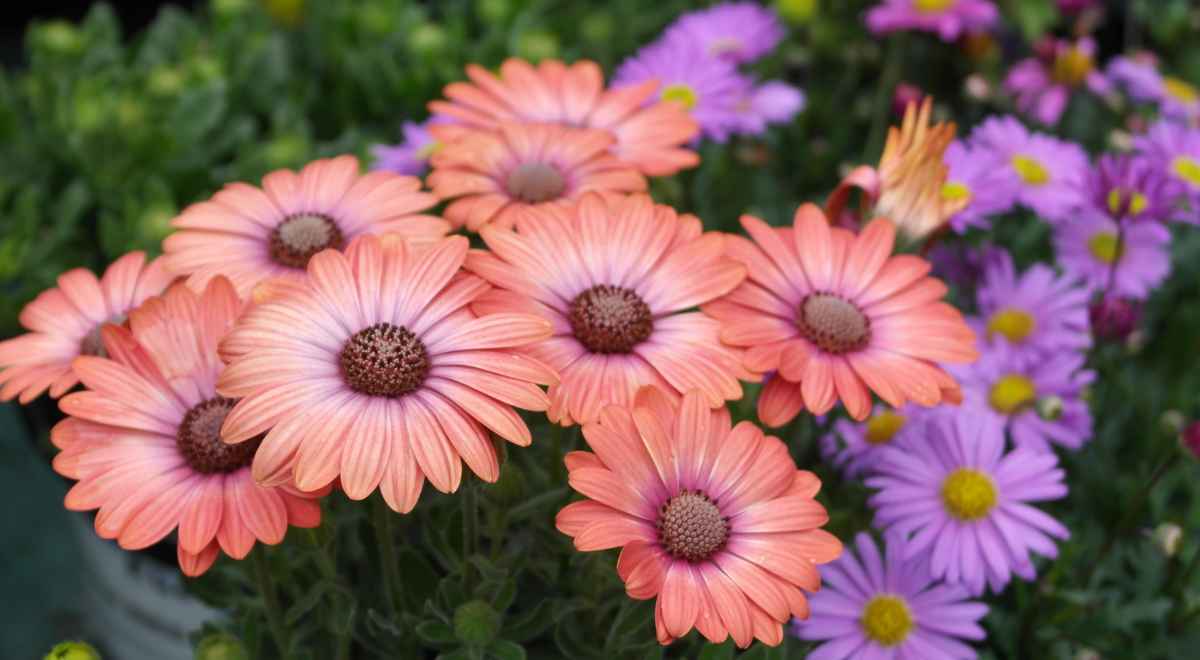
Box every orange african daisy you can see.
[704,204,976,426]
[162,155,448,296]
[556,387,842,647]
[466,192,747,426]
[428,58,700,176]
[53,277,325,576]
[426,122,647,232]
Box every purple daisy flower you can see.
[821,404,927,479]
[972,249,1091,361]
[955,340,1095,452]
[943,140,1020,232]
[1004,37,1112,126]
[970,116,1088,223]
[614,34,753,143]
[1134,121,1200,222]
[664,1,785,64]
[1107,52,1200,123]
[867,408,1070,595]
[865,0,999,42]
[730,80,806,135]
[1085,153,1183,224]
[1053,209,1172,299]
[370,120,440,176]
[794,530,988,659]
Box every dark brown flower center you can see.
[657,490,729,562]
[796,293,871,354]
[176,397,260,474]
[505,162,566,203]
[568,285,653,354]
[269,213,345,269]
[339,323,430,398]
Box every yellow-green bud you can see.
[44,641,100,660]
[776,0,817,24]
[35,21,85,55]
[410,23,449,56]
[1035,395,1064,421]
[195,633,248,660]
[1151,523,1183,558]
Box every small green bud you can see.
[475,0,511,24]
[44,641,100,660]
[453,600,501,647]
[1151,523,1183,558]
[776,0,817,24]
[515,31,559,62]
[409,23,449,56]
[195,633,249,660]
[35,21,85,55]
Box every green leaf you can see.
[284,582,330,625]
[488,640,527,660]
[507,487,569,521]
[416,620,458,647]
[698,640,736,660]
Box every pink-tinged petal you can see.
[429,368,549,411]
[800,355,837,415]
[587,407,669,501]
[563,450,603,472]
[57,268,107,322]
[855,255,931,308]
[756,377,805,428]
[659,562,701,639]
[575,515,656,551]
[732,496,829,534]
[698,563,754,648]
[841,218,896,299]
[425,313,552,353]
[675,390,715,490]
[306,249,363,331]
[178,542,221,577]
[216,486,257,559]
[630,405,679,495]
[831,359,871,421]
[281,494,322,528]
[378,402,425,513]
[692,579,729,645]
[116,473,199,550]
[72,356,187,421]
[626,545,670,600]
[294,402,361,492]
[402,395,463,494]
[739,215,809,295]
[727,534,821,591]
[59,391,179,436]
[785,471,822,499]
[712,553,791,623]
[422,392,500,483]
[233,473,289,545]
[792,204,834,291]
[178,474,225,554]
[339,398,392,500]
[568,466,657,521]
[433,350,558,386]
[776,340,811,382]
[426,377,532,447]
[220,380,339,444]
[556,499,617,538]
[395,236,470,327]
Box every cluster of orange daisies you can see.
[0,59,976,647]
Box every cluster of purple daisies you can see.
[801,1,1200,658]
[613,1,804,141]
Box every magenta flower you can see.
[731,80,806,135]
[867,408,1070,595]
[371,120,441,176]
[614,34,753,143]
[821,404,928,480]
[1005,37,1111,125]
[1134,121,1200,222]
[866,0,999,42]
[954,340,1095,453]
[665,1,785,64]
[969,116,1088,223]
[943,140,1020,232]
[794,530,988,659]
[973,249,1091,361]
[1053,209,1172,299]
[1086,153,1183,224]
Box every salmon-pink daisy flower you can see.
[428,58,700,176]
[426,123,647,233]
[465,193,747,426]
[555,387,843,648]
[216,234,556,512]
[52,277,324,576]
[705,205,977,426]
[162,155,448,296]
[0,252,172,403]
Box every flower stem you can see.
[462,477,479,591]
[252,547,290,656]
[1085,448,1181,584]
[862,35,905,163]
[374,496,403,614]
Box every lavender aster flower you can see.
[1005,37,1111,126]
[665,1,785,64]
[1086,153,1182,224]
[371,120,440,176]
[973,249,1091,360]
[821,404,927,479]
[794,530,988,659]
[1107,52,1200,122]
[943,140,1020,232]
[867,408,1070,595]
[614,34,753,143]
[866,0,999,42]
[955,340,1095,452]
[1053,209,1171,299]
[970,116,1088,223]
[1134,121,1200,222]
[731,80,806,134]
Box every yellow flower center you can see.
[865,411,907,445]
[1052,47,1094,86]
[1163,77,1199,103]
[1171,156,1200,188]
[1106,188,1148,217]
[941,468,998,521]
[661,83,699,110]
[860,595,915,646]
[1087,232,1123,264]
[941,181,972,203]
[986,308,1036,344]
[913,0,955,12]
[989,374,1037,415]
[1011,155,1050,186]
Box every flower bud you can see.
[776,0,818,24]
[892,83,924,119]
[1073,649,1101,660]
[1182,421,1200,460]
[1151,523,1183,557]
[1089,297,1140,342]
[195,633,249,660]
[453,600,501,647]
[1160,410,1186,436]
[33,21,85,56]
[1036,395,1064,421]
[409,23,448,57]
[44,642,100,660]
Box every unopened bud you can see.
[44,642,100,660]
[1160,410,1186,436]
[1089,297,1140,342]
[1151,523,1183,557]
[1182,421,1200,460]
[1036,395,1064,421]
